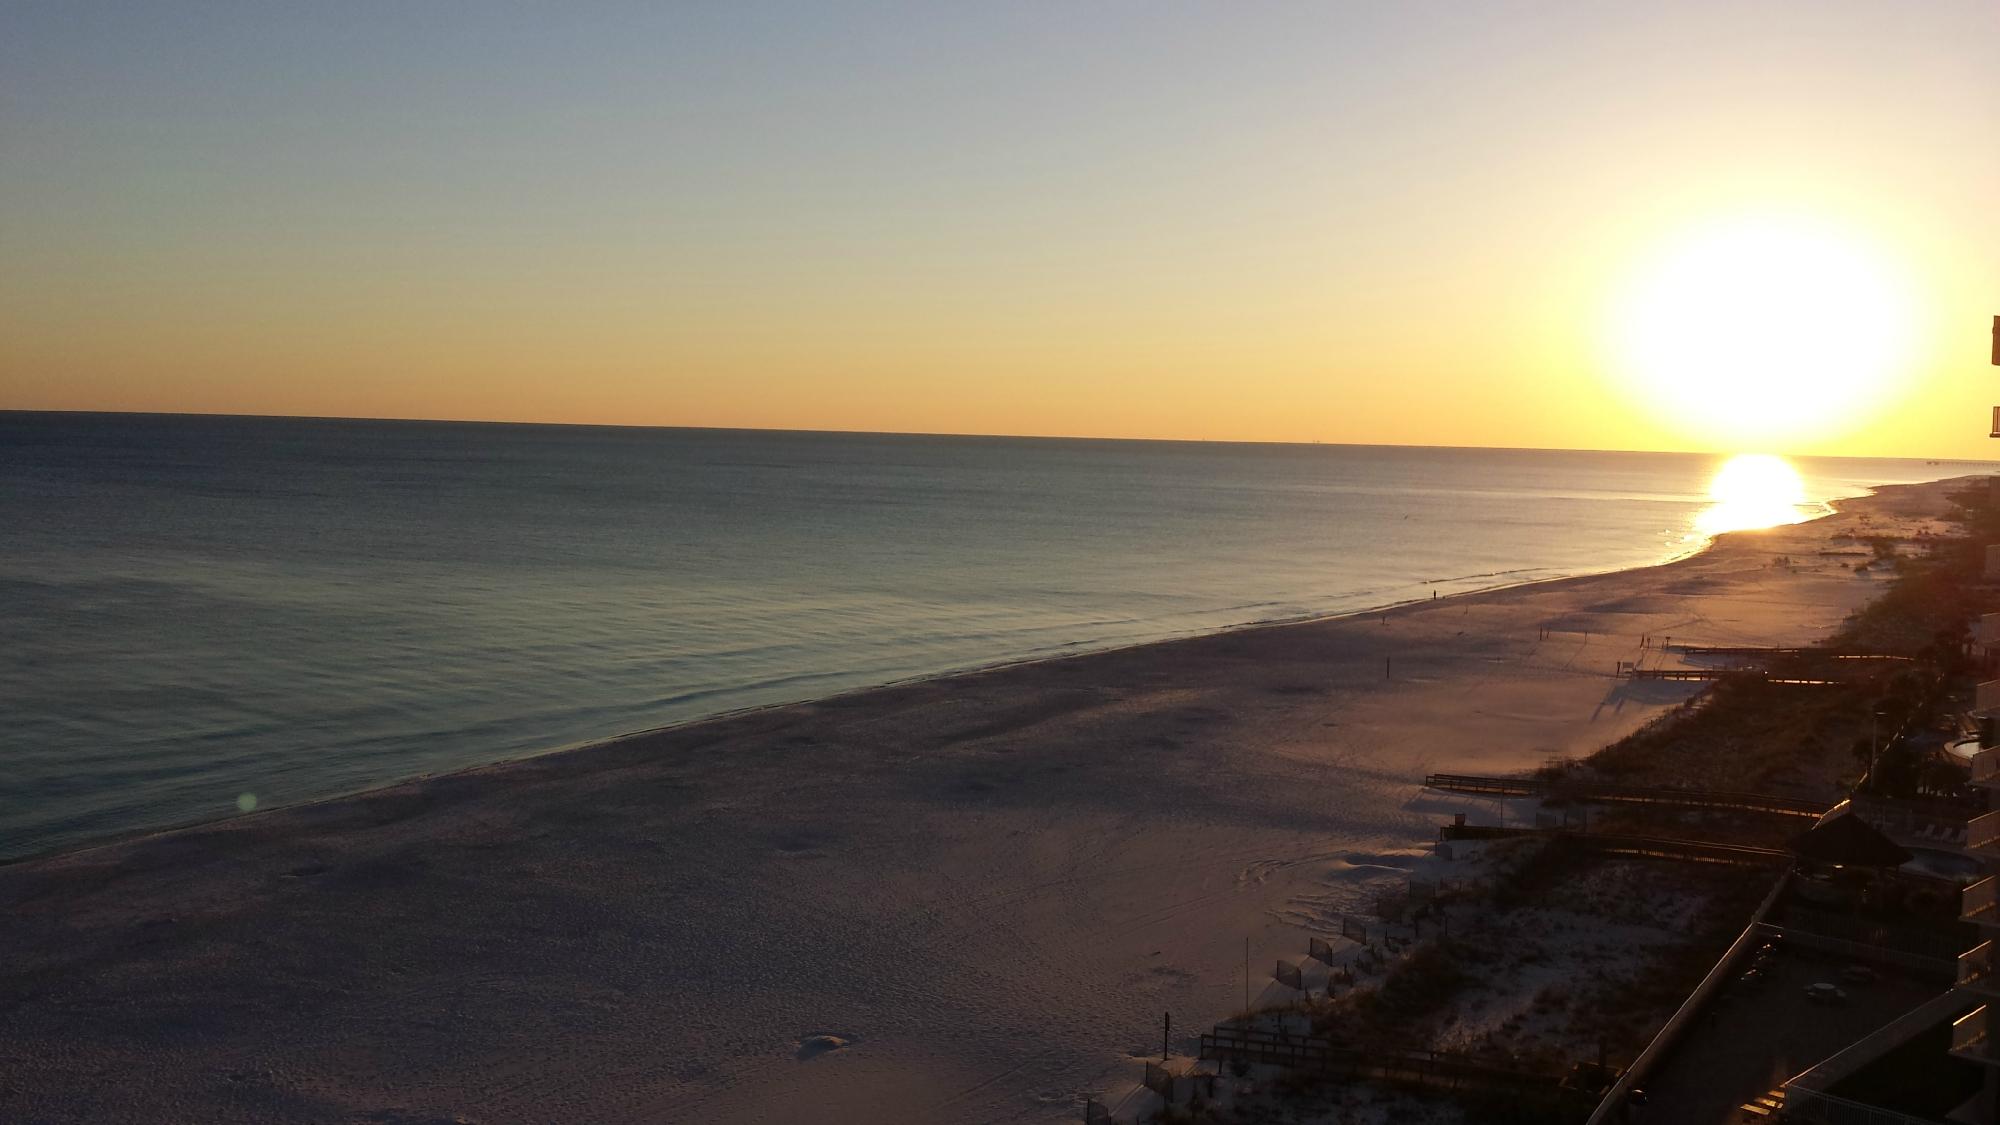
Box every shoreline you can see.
[0,544,1691,872]
[1,489,1847,871]
[0,476,1973,1124]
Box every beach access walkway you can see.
[1196,1025,1598,1110]
[1660,644,1916,662]
[1621,668,1844,685]
[1423,773,1832,819]
[1612,643,1913,687]
[1435,822,1790,867]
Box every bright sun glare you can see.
[1611,215,1915,448]
[1696,453,1812,536]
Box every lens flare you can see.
[1609,213,1915,448]
[1696,454,1812,536]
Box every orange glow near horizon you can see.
[2,6,1995,458]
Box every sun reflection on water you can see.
[1696,454,1814,536]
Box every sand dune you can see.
[0,479,1965,1124]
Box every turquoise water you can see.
[0,412,1979,858]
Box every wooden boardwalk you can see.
[1437,823,1789,866]
[1423,773,1830,818]
[1623,667,1842,685]
[1625,667,1736,681]
[1197,1026,1591,1105]
[1663,644,1913,662]
[1615,643,1911,686]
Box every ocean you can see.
[0,412,1977,859]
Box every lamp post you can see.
[1870,707,1890,789]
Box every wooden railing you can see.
[1662,645,1912,661]
[1423,773,1829,818]
[1437,823,1788,867]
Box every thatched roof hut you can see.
[1788,812,1913,868]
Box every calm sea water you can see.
[0,413,1979,858]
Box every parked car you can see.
[1805,982,1849,1005]
[1840,965,1878,985]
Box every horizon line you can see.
[2,406,1991,465]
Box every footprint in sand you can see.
[796,1034,855,1061]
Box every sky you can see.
[3,1,1996,456]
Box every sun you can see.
[1608,213,1915,449]
[1696,453,1812,536]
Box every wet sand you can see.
[0,478,1968,1124]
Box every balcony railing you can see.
[1965,877,1999,926]
[1963,941,1999,994]
[1954,1006,1994,1062]
[1969,810,2000,853]
[1976,747,2000,787]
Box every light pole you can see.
[1869,706,1895,789]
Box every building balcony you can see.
[1951,1005,2000,1065]
[1964,877,2000,928]
[1968,810,2000,855]
[1963,941,2000,999]
[1979,680,2000,712]
[1976,748,2000,788]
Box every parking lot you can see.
[1625,940,1945,1124]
